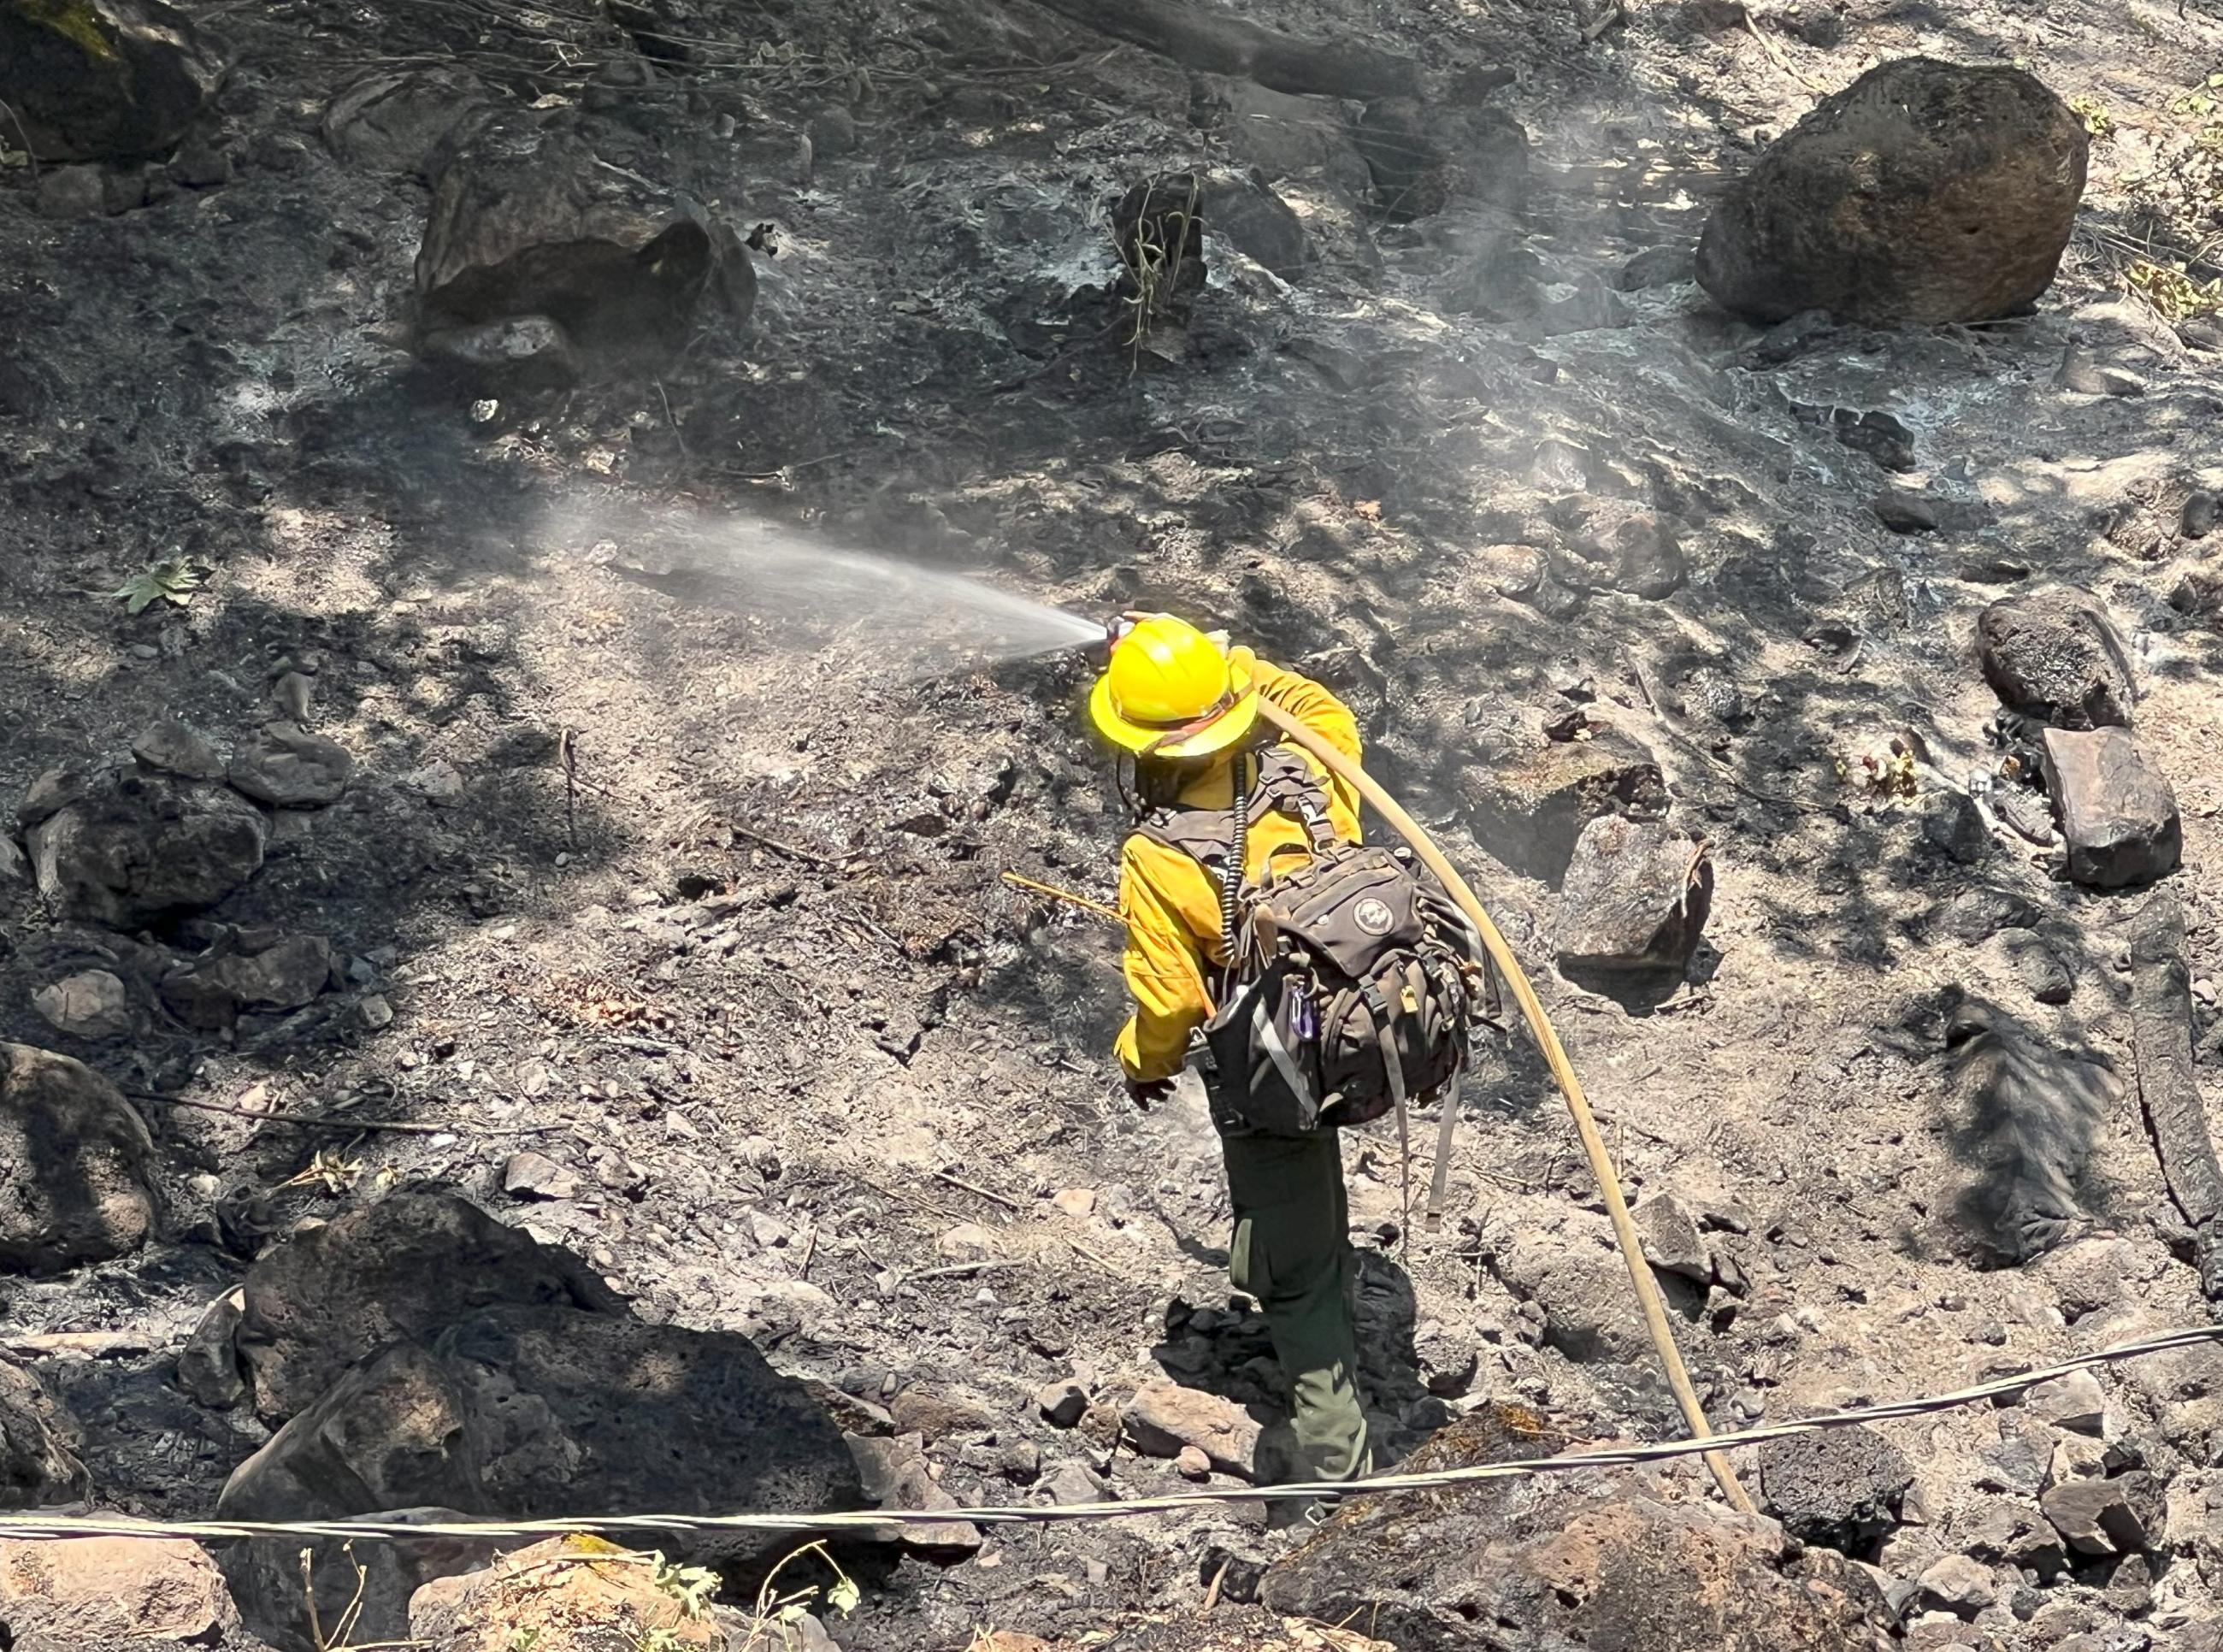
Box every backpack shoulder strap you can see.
[1253,743,1339,853]
[1134,743,1336,869]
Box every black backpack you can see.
[1138,748,1494,1189]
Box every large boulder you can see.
[415,109,752,379]
[1554,817,1713,972]
[2043,726,2182,888]
[21,764,267,929]
[1977,589,2134,729]
[160,932,335,1030]
[1696,58,2087,324]
[0,0,222,162]
[0,1356,88,1508]
[0,1043,157,1273]
[218,1307,865,1651]
[322,68,490,180]
[236,1183,624,1419]
[1758,1425,1913,1554]
[0,1532,240,1645]
[1457,718,1666,885]
[1262,1407,1896,1649]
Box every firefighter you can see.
[1089,614,1371,1495]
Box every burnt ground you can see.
[4,0,2223,1645]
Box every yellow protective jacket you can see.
[1114,653,1364,1082]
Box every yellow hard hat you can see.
[1088,616,1259,760]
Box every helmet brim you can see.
[1089,655,1259,760]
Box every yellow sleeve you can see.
[1243,654,1364,835]
[1113,835,1215,1082]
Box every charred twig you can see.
[129,1089,563,1136]
[905,1260,1029,1283]
[732,819,840,870]
[558,727,581,850]
[932,1168,1026,1211]
[1744,9,1825,94]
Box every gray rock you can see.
[0,835,25,886]
[1199,168,1312,280]
[2024,1369,2106,1435]
[161,935,334,1030]
[1215,80,1366,188]
[177,1287,248,1409]
[999,1438,1041,1483]
[0,1355,90,1507]
[1037,1378,1089,1428]
[1915,1555,1996,1619]
[16,768,87,831]
[1633,1194,1711,1284]
[2043,726,2181,888]
[416,109,748,377]
[0,1042,157,1273]
[2055,345,2145,397]
[1920,791,1990,866]
[1123,1381,1262,1478]
[2040,1470,2159,1556]
[322,68,489,180]
[1696,59,2086,324]
[1961,1495,2067,1578]
[806,105,858,160]
[1872,489,1996,534]
[1459,721,1666,885]
[166,130,232,187]
[32,969,135,1039]
[1554,817,1712,971]
[849,1432,983,1559]
[1975,1431,2050,1498]
[0,0,221,162]
[24,766,267,927]
[1554,502,1688,598]
[2011,938,2075,1006]
[400,758,464,805]
[2033,1237,2135,1321]
[1264,1407,1896,1648]
[1759,1424,1913,1552]
[1977,590,2133,730]
[227,720,354,806]
[236,1183,624,1419]
[2185,491,2218,540]
[1617,244,1697,291]
[501,1150,579,1201]
[1041,1460,1109,1506]
[34,164,107,219]
[1489,1225,1650,1363]
[131,717,225,781]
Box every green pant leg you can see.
[1221,1129,1370,1481]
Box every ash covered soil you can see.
[5,0,2223,1647]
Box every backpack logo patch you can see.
[1353,896,1395,936]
